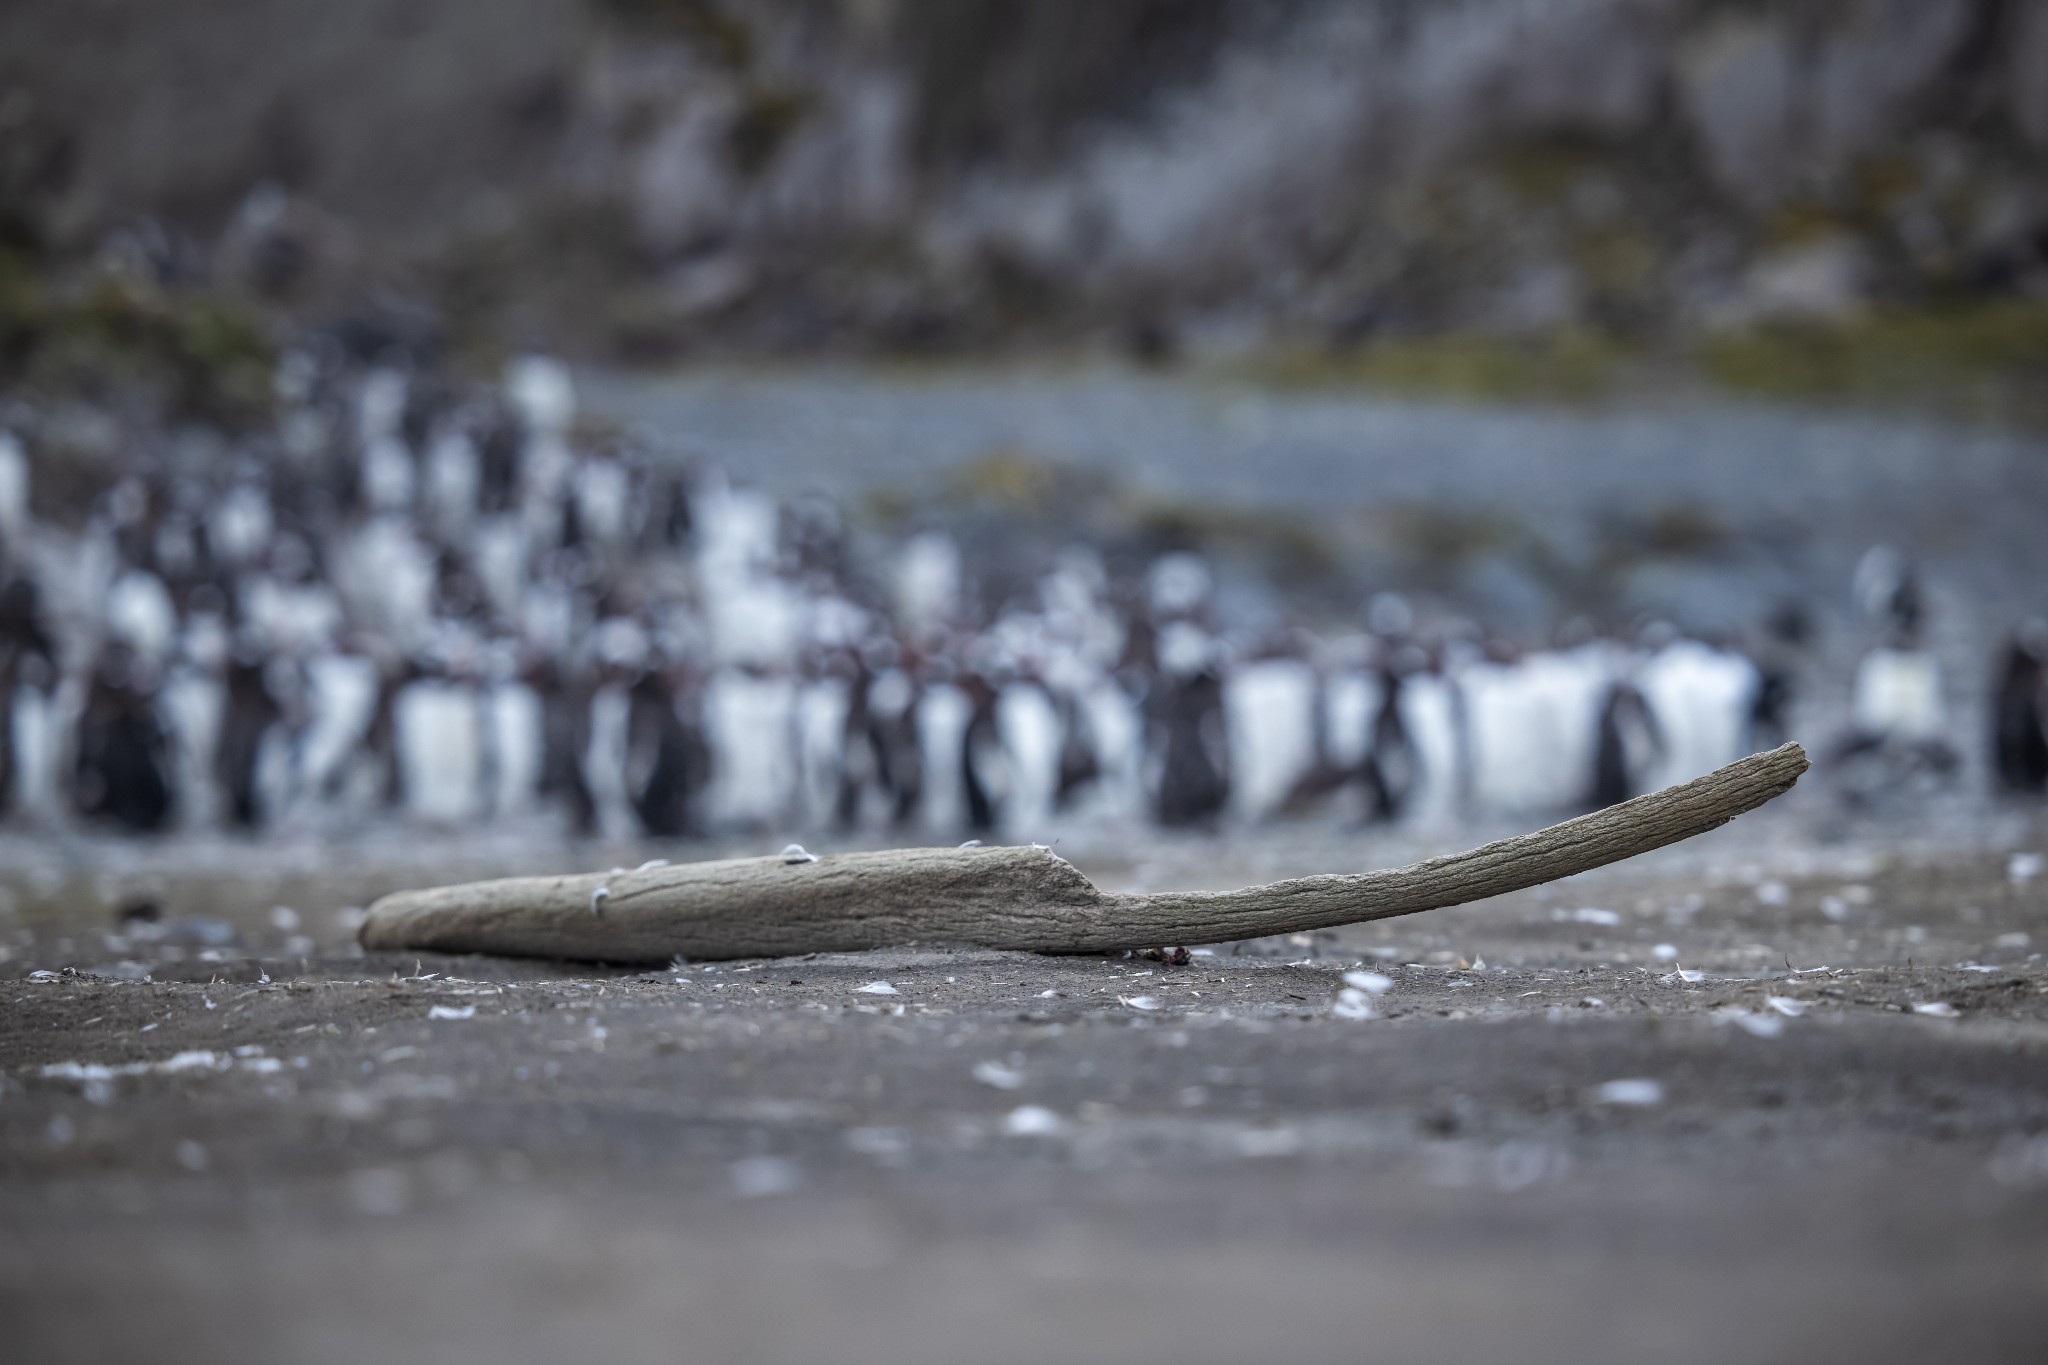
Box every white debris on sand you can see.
[844,1127,910,1162]
[2008,852,2043,885]
[1341,970,1393,995]
[1119,995,1161,1011]
[1988,1135,2048,1187]
[1911,1001,1958,1017]
[971,1060,1025,1090]
[1232,1127,1305,1158]
[855,981,898,996]
[427,1005,476,1021]
[1001,1105,1064,1137]
[1332,988,1378,1021]
[347,1166,412,1215]
[1764,996,1808,1017]
[1591,1078,1665,1107]
[43,1051,215,1084]
[729,1155,802,1197]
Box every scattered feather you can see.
[427,1005,476,1021]
[1728,1011,1783,1039]
[1341,970,1393,995]
[1591,1078,1665,1107]
[1911,1001,1958,1018]
[1120,995,1161,1011]
[1764,996,1808,1017]
[856,981,898,996]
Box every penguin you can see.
[1638,636,1762,791]
[392,665,486,825]
[1151,659,1230,828]
[74,646,174,832]
[701,664,798,830]
[217,646,283,828]
[1992,625,2048,796]
[839,657,923,830]
[1365,660,1420,821]
[1591,676,1664,810]
[529,656,596,835]
[625,665,709,838]
[1749,602,1809,752]
[959,671,1006,834]
[0,431,29,550]
[1052,682,1104,810]
[909,658,972,834]
[0,576,57,817]
[995,674,1063,835]
[1459,642,1610,817]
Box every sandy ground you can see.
[3,805,2048,1364]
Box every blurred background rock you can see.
[1,0,2043,400]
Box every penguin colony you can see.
[0,354,2034,842]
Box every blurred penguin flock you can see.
[1,344,2034,847]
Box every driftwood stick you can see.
[359,742,1808,964]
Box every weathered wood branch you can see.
[358,742,1808,963]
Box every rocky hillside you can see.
[2,0,2045,368]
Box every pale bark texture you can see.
[359,742,1808,963]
